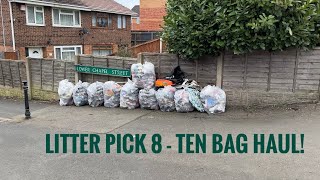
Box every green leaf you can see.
[162,0,320,59]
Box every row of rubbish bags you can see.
[58,62,226,114]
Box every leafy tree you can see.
[162,0,320,59]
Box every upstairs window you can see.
[117,15,126,29]
[26,6,44,26]
[52,9,81,27]
[92,13,112,28]
[131,17,140,24]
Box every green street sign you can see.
[75,65,131,77]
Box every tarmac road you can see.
[0,98,319,180]
[0,97,50,120]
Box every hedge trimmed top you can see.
[162,0,320,59]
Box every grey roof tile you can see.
[14,0,137,16]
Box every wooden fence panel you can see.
[130,39,165,58]
[78,55,137,83]
[0,59,26,89]
[41,59,54,91]
[1,49,319,101]
[197,56,217,85]
[245,51,270,90]
[28,58,74,92]
[53,61,67,91]
[223,53,245,89]
[143,53,179,79]
[269,50,296,92]
[296,49,320,91]
[30,59,41,89]
[142,53,217,86]
[2,61,13,87]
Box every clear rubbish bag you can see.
[139,88,159,110]
[186,88,205,112]
[87,82,104,107]
[103,81,122,108]
[156,86,176,112]
[174,89,194,113]
[131,62,156,89]
[120,79,140,109]
[200,85,226,114]
[58,79,74,106]
[73,81,89,106]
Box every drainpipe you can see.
[9,0,16,51]
[0,0,6,51]
[160,38,163,53]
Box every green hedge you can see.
[163,0,320,59]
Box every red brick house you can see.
[131,0,166,46]
[0,0,136,60]
[132,0,166,31]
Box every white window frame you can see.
[52,9,81,28]
[131,17,140,24]
[92,13,113,29]
[54,45,82,61]
[122,16,126,29]
[117,15,127,29]
[26,5,45,26]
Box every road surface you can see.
[0,98,319,179]
[0,97,50,120]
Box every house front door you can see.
[28,47,43,58]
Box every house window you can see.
[131,17,140,24]
[92,46,113,56]
[54,46,82,61]
[117,15,126,29]
[26,6,44,26]
[52,9,81,27]
[92,13,112,28]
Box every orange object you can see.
[155,79,174,87]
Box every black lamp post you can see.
[22,81,31,119]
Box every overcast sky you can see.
[115,0,139,9]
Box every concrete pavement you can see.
[0,98,320,179]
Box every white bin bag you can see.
[131,62,156,89]
[103,81,122,108]
[200,85,226,114]
[73,81,89,106]
[87,82,104,107]
[174,89,194,113]
[139,88,159,110]
[58,79,74,106]
[156,86,176,112]
[120,79,140,109]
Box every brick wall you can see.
[131,17,141,31]
[8,2,132,59]
[134,0,166,31]
[0,0,13,51]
